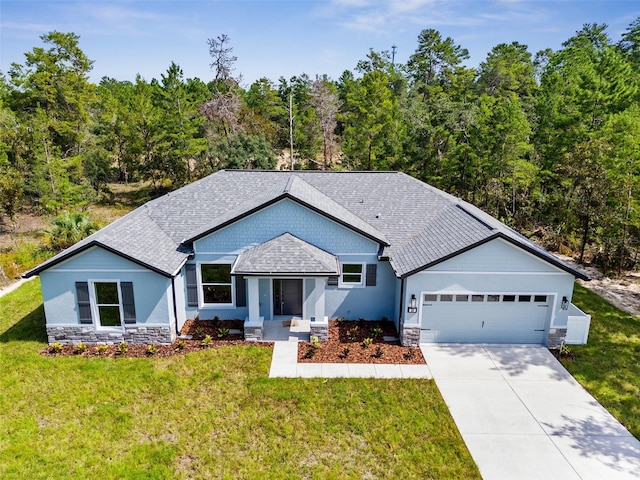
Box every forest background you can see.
[1,19,640,282]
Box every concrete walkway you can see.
[268,340,432,379]
[421,344,640,480]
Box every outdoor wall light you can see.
[561,296,569,310]
[408,294,418,313]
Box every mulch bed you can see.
[41,319,273,358]
[298,319,425,365]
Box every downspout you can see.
[171,276,179,337]
[398,276,405,329]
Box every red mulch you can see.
[298,319,425,364]
[40,319,272,358]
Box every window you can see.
[440,294,453,302]
[503,295,516,302]
[487,295,500,302]
[518,295,532,302]
[455,294,469,302]
[94,282,122,327]
[200,264,233,305]
[472,294,485,302]
[423,294,438,302]
[340,263,364,286]
[534,295,548,303]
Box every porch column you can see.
[314,277,326,321]
[247,277,260,322]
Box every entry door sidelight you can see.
[273,279,303,316]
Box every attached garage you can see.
[420,292,553,344]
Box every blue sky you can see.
[1,1,639,86]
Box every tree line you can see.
[1,21,639,274]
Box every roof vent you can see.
[359,198,364,203]
[375,213,381,218]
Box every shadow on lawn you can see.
[0,303,46,343]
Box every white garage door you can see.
[420,293,551,344]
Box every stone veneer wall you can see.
[244,324,263,341]
[546,328,567,349]
[47,325,175,345]
[400,324,421,347]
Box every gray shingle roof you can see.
[231,233,339,275]
[24,170,588,280]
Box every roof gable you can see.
[231,233,339,276]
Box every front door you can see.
[273,279,303,316]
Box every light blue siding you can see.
[428,238,564,273]
[41,246,172,326]
[325,259,397,321]
[194,199,378,254]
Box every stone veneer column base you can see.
[546,328,567,349]
[309,317,329,342]
[244,317,264,341]
[400,323,421,347]
[46,325,175,345]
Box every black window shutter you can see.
[365,264,377,286]
[76,282,93,324]
[327,275,339,286]
[185,264,198,307]
[121,282,136,324]
[235,276,246,307]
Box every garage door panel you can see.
[420,293,550,344]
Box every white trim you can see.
[88,279,125,331]
[338,262,366,288]
[196,261,236,309]
[414,270,568,276]
[49,269,148,273]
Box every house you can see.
[24,170,591,348]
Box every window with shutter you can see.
[365,264,377,286]
[185,264,198,307]
[76,282,93,324]
[121,282,136,324]
[235,275,246,307]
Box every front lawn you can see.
[0,280,480,479]
[563,283,640,439]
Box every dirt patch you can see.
[556,254,640,318]
[298,319,425,365]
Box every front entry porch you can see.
[263,317,311,342]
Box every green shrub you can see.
[371,327,383,338]
[95,344,109,355]
[310,335,321,349]
[362,337,373,348]
[217,327,230,338]
[49,342,63,354]
[201,334,213,346]
[174,340,186,351]
[145,344,158,356]
[373,347,383,358]
[73,342,87,354]
[116,341,128,355]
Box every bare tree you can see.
[202,34,242,140]
[309,76,340,170]
[207,34,237,84]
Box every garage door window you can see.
[455,294,469,302]
[503,295,516,302]
[518,295,532,302]
[423,294,437,302]
[440,294,453,302]
[534,295,547,303]
[487,295,500,302]
[472,295,484,302]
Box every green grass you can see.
[562,283,640,439]
[0,281,479,479]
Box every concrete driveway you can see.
[420,344,640,480]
